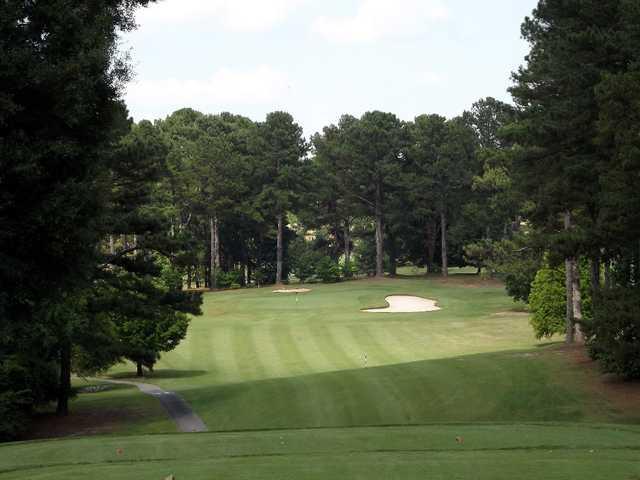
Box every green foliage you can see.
[289,239,320,283]
[216,270,243,289]
[0,357,46,442]
[485,235,544,303]
[354,235,380,276]
[463,240,494,272]
[586,288,640,379]
[315,256,341,283]
[341,259,358,279]
[529,265,566,339]
[104,260,200,374]
[0,0,155,434]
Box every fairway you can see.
[102,274,630,430]
[3,274,640,479]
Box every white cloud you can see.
[416,71,446,85]
[312,0,448,43]
[136,0,307,32]
[125,65,292,113]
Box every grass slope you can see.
[108,274,627,428]
[3,273,639,478]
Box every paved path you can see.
[96,378,208,433]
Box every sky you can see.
[122,0,537,137]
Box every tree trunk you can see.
[136,361,144,377]
[440,209,448,278]
[571,258,585,343]
[375,213,384,278]
[209,215,219,289]
[388,234,397,277]
[375,183,384,278]
[425,220,437,274]
[344,220,351,266]
[276,213,284,284]
[565,255,575,344]
[56,341,71,416]
[563,211,584,344]
[109,235,115,255]
[590,256,601,293]
[604,260,612,288]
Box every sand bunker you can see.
[272,288,312,294]
[363,295,440,313]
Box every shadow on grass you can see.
[169,345,621,431]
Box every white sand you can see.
[362,295,440,313]
[272,288,312,293]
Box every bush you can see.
[216,270,243,289]
[485,236,543,303]
[529,265,566,339]
[586,287,640,379]
[315,256,341,283]
[0,355,58,441]
[289,238,320,283]
[341,259,357,279]
[463,239,494,273]
[293,252,319,283]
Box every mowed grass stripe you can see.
[272,326,314,376]
[308,324,358,371]
[212,326,241,383]
[346,324,402,367]
[251,325,288,379]
[332,326,410,424]
[290,327,338,374]
[233,326,268,381]
[366,322,421,365]
[290,325,385,425]
[346,324,418,423]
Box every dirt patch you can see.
[21,407,149,440]
[551,344,640,417]
[431,275,504,288]
[493,311,530,317]
[273,288,311,293]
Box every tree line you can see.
[2,0,640,441]
[132,102,515,291]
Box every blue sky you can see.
[122,0,537,136]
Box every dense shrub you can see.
[293,253,319,283]
[484,237,543,303]
[586,288,640,379]
[341,259,357,279]
[463,239,494,273]
[315,256,341,283]
[216,270,243,289]
[289,238,321,283]
[529,265,566,339]
[0,356,58,440]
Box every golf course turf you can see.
[3,272,640,479]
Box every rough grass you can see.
[4,273,640,479]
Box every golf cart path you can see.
[97,378,208,433]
